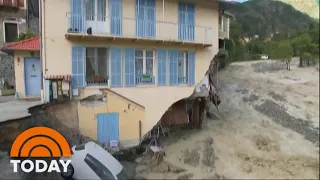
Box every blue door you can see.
[97,113,119,145]
[24,57,41,96]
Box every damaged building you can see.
[40,0,224,149]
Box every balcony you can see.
[219,29,229,40]
[0,0,18,8]
[65,13,213,47]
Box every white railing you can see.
[66,13,213,44]
[219,29,228,39]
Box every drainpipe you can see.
[39,0,43,102]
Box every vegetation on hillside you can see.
[219,0,317,38]
[220,0,319,70]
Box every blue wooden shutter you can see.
[146,0,156,37]
[178,3,185,40]
[45,80,50,103]
[110,0,122,35]
[70,0,84,33]
[178,3,195,41]
[169,50,178,85]
[187,4,195,41]
[157,49,167,86]
[187,51,195,85]
[71,46,85,88]
[136,0,144,37]
[124,48,135,87]
[110,47,122,87]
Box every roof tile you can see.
[1,36,40,51]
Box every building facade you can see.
[41,0,220,147]
[0,0,39,88]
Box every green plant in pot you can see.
[141,74,151,82]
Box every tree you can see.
[273,41,293,70]
[291,33,318,67]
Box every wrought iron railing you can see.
[135,75,155,85]
[66,12,213,44]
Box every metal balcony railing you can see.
[178,77,188,84]
[86,76,108,86]
[135,75,155,85]
[66,13,213,45]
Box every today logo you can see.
[9,127,72,173]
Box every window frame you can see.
[85,0,107,21]
[85,47,109,86]
[178,51,188,84]
[3,19,19,43]
[135,49,154,76]
[219,15,224,31]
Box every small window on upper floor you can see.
[4,22,18,43]
[135,49,155,85]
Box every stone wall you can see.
[0,54,14,87]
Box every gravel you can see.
[251,62,285,73]
[268,91,287,102]
[254,100,319,145]
[242,94,259,103]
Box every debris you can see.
[183,149,200,167]
[177,173,193,180]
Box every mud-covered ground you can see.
[0,60,319,179]
[135,60,319,179]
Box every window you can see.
[135,49,154,84]
[4,22,18,43]
[85,47,108,86]
[178,2,195,41]
[219,15,223,31]
[86,0,106,21]
[84,153,115,180]
[178,52,188,84]
[136,0,156,37]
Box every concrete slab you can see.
[0,96,42,122]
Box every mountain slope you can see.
[220,0,318,38]
[276,0,319,19]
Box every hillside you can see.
[220,0,318,38]
[277,0,319,19]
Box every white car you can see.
[60,141,129,180]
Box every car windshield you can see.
[84,154,115,180]
[117,168,129,180]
